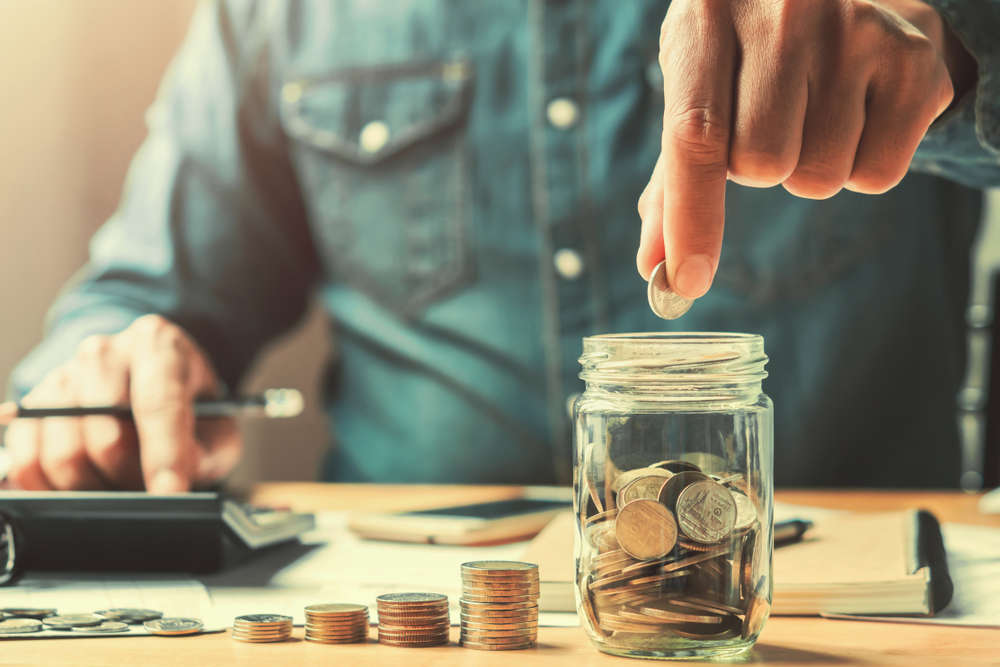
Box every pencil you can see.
[0,388,303,425]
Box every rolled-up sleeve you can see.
[9,0,318,398]
[911,0,1000,188]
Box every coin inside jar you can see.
[614,499,678,560]
[675,479,737,544]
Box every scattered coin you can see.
[42,614,105,629]
[95,608,163,624]
[647,259,694,319]
[1,608,56,619]
[615,499,678,560]
[72,621,130,634]
[0,618,43,634]
[144,617,204,636]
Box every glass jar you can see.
[573,333,773,660]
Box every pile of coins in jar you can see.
[578,456,768,644]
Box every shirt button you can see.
[359,120,390,154]
[553,248,585,280]
[546,98,579,129]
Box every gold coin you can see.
[618,475,671,505]
[461,561,538,575]
[649,460,702,474]
[461,639,535,650]
[583,509,618,527]
[615,499,678,561]
[378,637,449,647]
[742,577,770,639]
[304,603,367,615]
[660,546,728,572]
[306,636,367,644]
[632,605,723,625]
[610,467,671,495]
[668,596,745,616]
[676,480,737,544]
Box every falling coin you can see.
[647,260,693,320]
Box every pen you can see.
[0,388,303,425]
[774,519,813,546]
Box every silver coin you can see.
[96,608,163,623]
[234,614,292,624]
[1,608,56,619]
[0,618,43,634]
[73,621,131,634]
[647,260,693,319]
[376,593,448,604]
[43,613,104,628]
[144,617,204,636]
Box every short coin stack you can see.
[231,614,293,643]
[375,593,450,647]
[304,603,369,644]
[459,561,539,651]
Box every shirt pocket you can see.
[280,59,475,315]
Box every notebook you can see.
[523,509,952,616]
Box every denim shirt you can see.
[11,0,1000,487]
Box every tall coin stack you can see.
[231,614,293,643]
[459,561,539,651]
[304,603,369,644]
[375,593,450,647]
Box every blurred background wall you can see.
[0,0,329,487]
[0,2,997,487]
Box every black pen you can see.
[774,519,813,546]
[0,388,303,424]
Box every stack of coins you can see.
[375,593,450,647]
[304,603,369,644]
[459,561,539,651]
[578,459,762,642]
[231,614,293,643]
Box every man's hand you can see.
[4,315,241,493]
[637,0,974,298]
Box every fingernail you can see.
[673,254,714,299]
[149,469,186,494]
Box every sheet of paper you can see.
[823,521,1000,628]
[1,574,224,639]
[202,511,579,627]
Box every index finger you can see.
[658,4,735,299]
[127,330,199,494]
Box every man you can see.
[4,0,999,492]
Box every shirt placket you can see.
[528,0,600,484]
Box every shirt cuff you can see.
[922,0,1000,155]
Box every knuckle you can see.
[666,105,730,162]
[8,462,40,490]
[848,158,907,194]
[728,149,796,187]
[783,165,849,199]
[76,334,112,361]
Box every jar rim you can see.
[584,332,762,345]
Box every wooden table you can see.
[7,485,1000,666]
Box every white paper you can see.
[1,574,224,638]
[823,522,1000,628]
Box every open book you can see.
[524,509,952,616]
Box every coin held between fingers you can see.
[647,260,693,320]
